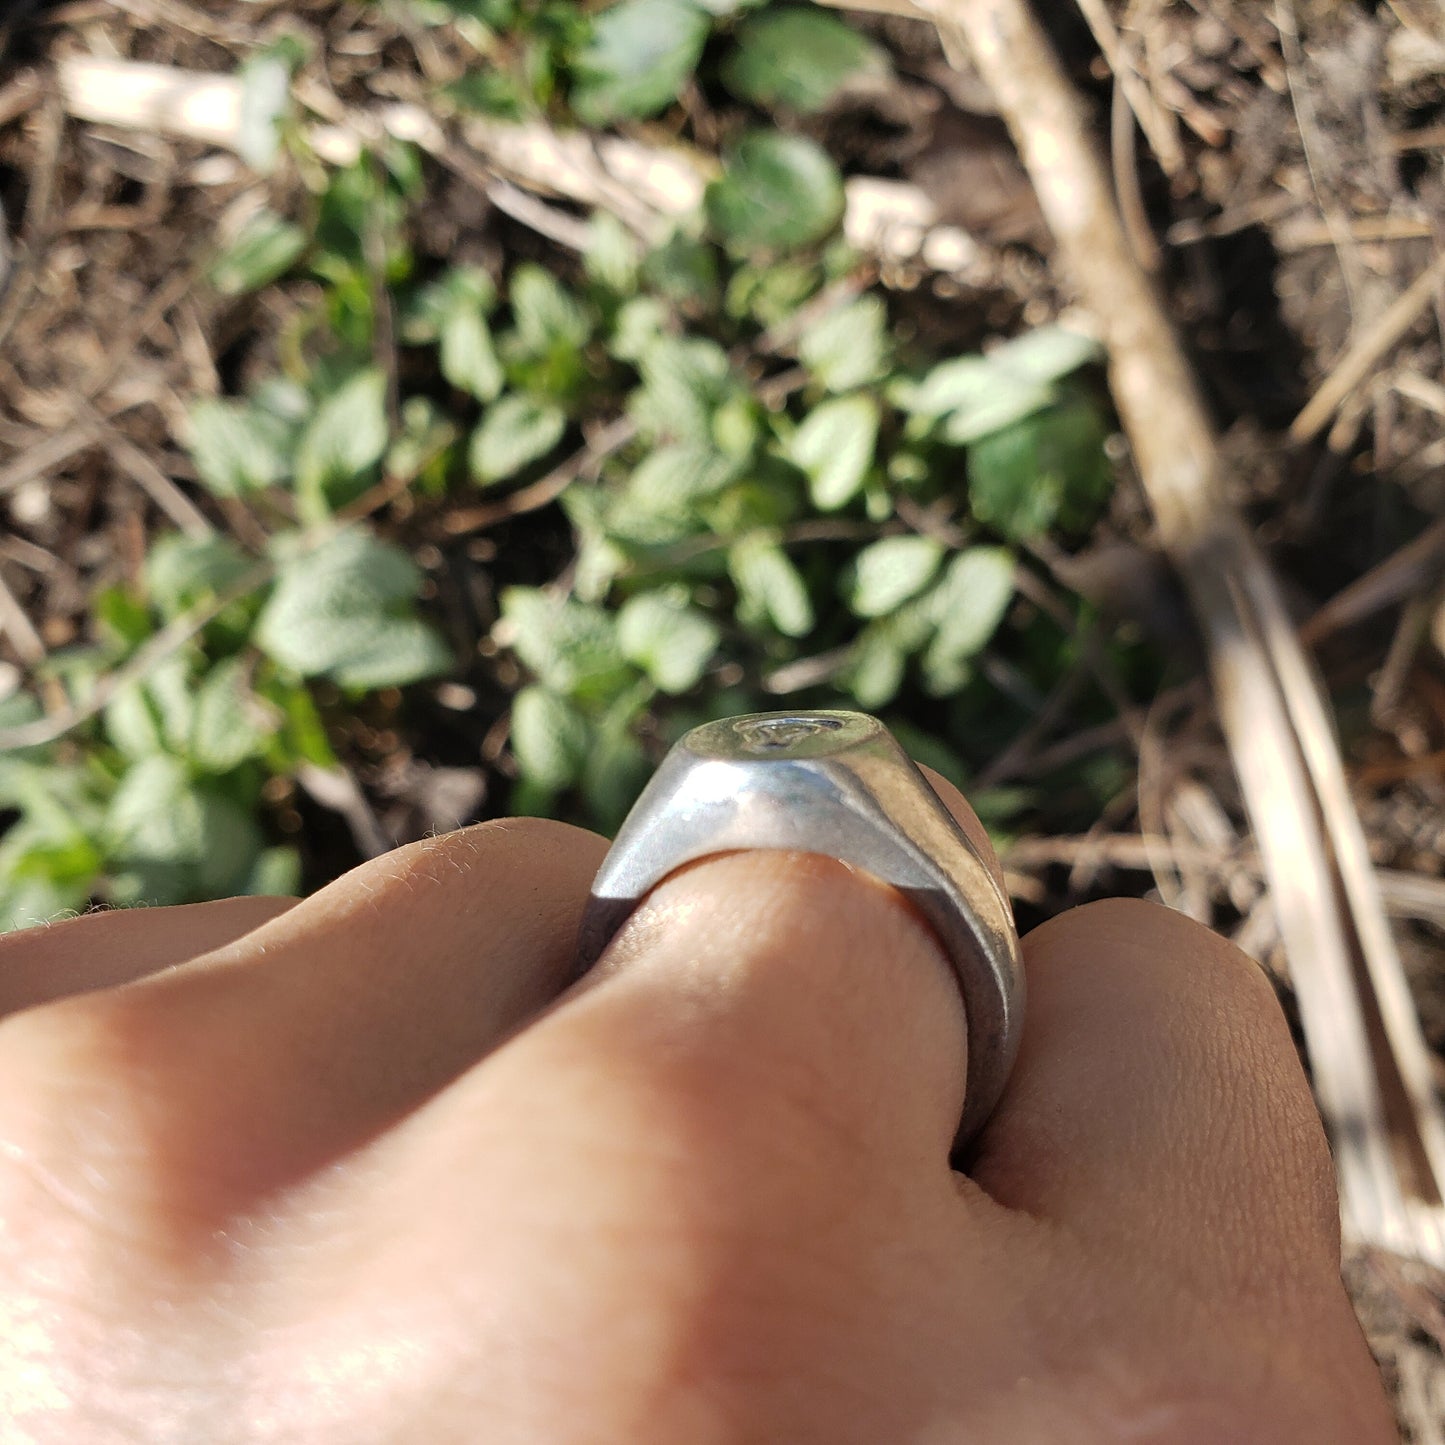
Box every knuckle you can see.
[1067,899,1340,1260]
[1070,896,1282,1021]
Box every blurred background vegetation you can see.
[0,0,1157,927]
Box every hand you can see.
[0,771,1394,1443]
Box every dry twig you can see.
[1291,252,1445,444]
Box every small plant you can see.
[0,1,1124,931]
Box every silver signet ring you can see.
[572,709,1025,1151]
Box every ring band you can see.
[572,710,1025,1150]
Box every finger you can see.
[0,819,607,1226]
[915,764,1007,898]
[504,758,1006,1172]
[969,899,1344,1285]
[0,897,298,1021]
[453,763,1008,1194]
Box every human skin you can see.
[0,770,1396,1444]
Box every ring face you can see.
[572,709,1025,1151]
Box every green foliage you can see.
[847,535,945,618]
[923,546,1016,694]
[256,529,452,689]
[510,685,589,791]
[293,369,391,520]
[968,394,1113,540]
[705,133,845,251]
[728,533,815,637]
[788,394,878,510]
[440,305,505,402]
[722,6,885,113]
[799,294,891,393]
[187,398,293,496]
[210,209,307,295]
[0,3,1127,932]
[894,325,1104,444]
[570,0,711,124]
[469,395,567,483]
[618,589,720,693]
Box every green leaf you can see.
[798,294,890,393]
[500,588,632,703]
[386,395,460,480]
[633,335,734,444]
[103,655,194,762]
[847,535,945,618]
[210,209,306,295]
[104,679,166,761]
[468,395,567,484]
[846,626,907,709]
[145,534,254,620]
[0,817,101,932]
[105,756,207,866]
[509,263,592,354]
[893,356,1055,445]
[584,211,642,293]
[722,6,884,113]
[440,307,504,401]
[709,393,758,460]
[705,132,844,251]
[609,295,670,362]
[893,328,1102,446]
[570,0,711,124]
[293,369,390,520]
[617,590,719,693]
[326,619,455,691]
[923,546,1015,694]
[624,443,740,514]
[0,761,106,844]
[110,766,264,901]
[245,845,303,898]
[401,266,496,344]
[255,529,451,689]
[445,68,528,119]
[725,257,819,328]
[510,685,589,790]
[788,394,878,510]
[263,678,337,769]
[989,325,1103,383]
[187,398,292,496]
[191,658,274,773]
[639,230,720,309]
[968,397,1112,540]
[728,533,814,637]
[580,683,654,830]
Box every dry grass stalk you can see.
[919,0,1445,1266]
[1290,251,1445,444]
